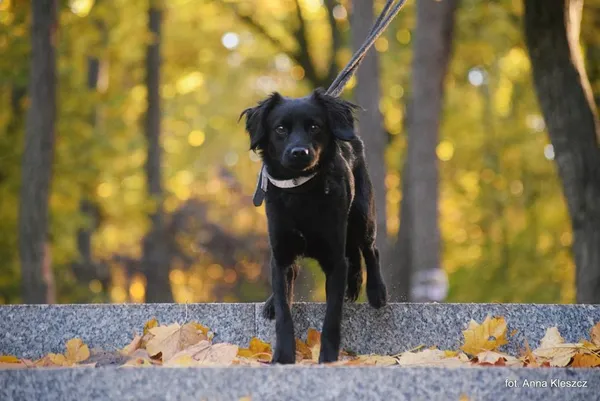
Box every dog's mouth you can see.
[282,157,317,172]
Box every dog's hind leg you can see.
[362,243,388,309]
[262,263,299,320]
[352,164,388,309]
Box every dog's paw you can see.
[345,276,362,303]
[271,347,296,364]
[262,295,275,320]
[366,279,388,309]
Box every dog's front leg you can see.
[270,257,296,364]
[318,251,348,363]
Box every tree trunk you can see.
[19,0,58,304]
[350,0,389,272]
[389,154,412,301]
[524,0,600,304]
[142,4,173,303]
[404,0,458,302]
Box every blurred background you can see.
[1,0,599,305]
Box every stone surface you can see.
[1,366,598,401]
[2,302,600,359]
[0,303,255,359]
[255,302,600,355]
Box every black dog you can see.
[240,88,387,364]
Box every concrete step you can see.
[1,302,599,401]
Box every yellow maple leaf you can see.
[460,315,508,355]
[237,337,272,362]
[146,322,204,361]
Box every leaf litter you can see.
[2,317,600,369]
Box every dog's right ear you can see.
[239,92,282,151]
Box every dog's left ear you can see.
[312,88,359,141]
[239,92,282,150]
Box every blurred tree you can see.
[71,0,110,295]
[397,0,459,302]
[19,0,58,304]
[142,0,173,303]
[350,0,389,283]
[223,0,343,90]
[524,0,600,303]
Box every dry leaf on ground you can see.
[146,322,204,361]
[237,337,272,363]
[571,351,600,368]
[167,341,239,366]
[473,350,521,367]
[461,316,508,355]
[532,327,579,367]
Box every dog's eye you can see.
[275,126,287,136]
[309,124,320,134]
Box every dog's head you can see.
[239,88,358,172]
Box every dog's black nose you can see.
[290,147,310,159]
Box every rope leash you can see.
[326,0,408,98]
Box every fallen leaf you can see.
[141,318,159,349]
[306,328,321,348]
[533,327,578,367]
[237,337,272,362]
[65,338,90,364]
[571,351,600,368]
[538,327,564,349]
[146,322,203,361]
[473,350,519,366]
[121,334,142,356]
[461,316,508,355]
[591,322,600,347]
[0,355,20,363]
[48,353,68,366]
[0,361,28,370]
[163,354,202,367]
[190,321,212,340]
[398,349,444,366]
[295,339,312,361]
[168,340,238,366]
[121,357,155,367]
[355,354,397,366]
[143,318,159,335]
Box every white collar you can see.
[260,165,317,191]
